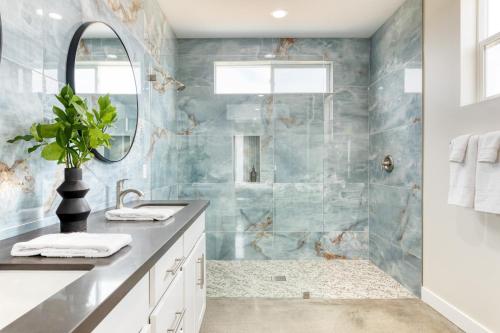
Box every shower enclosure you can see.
[175,0,422,296]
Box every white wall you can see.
[424,0,500,332]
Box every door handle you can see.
[165,257,185,280]
[167,309,186,333]
[197,254,205,289]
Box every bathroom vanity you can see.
[0,200,209,333]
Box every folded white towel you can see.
[105,207,174,221]
[475,135,500,214]
[477,131,500,163]
[11,233,132,258]
[449,134,472,162]
[448,135,478,207]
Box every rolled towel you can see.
[477,131,500,163]
[449,134,472,162]
[105,207,174,221]
[448,135,478,207]
[11,233,132,258]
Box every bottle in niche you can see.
[250,165,257,182]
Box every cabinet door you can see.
[149,271,185,333]
[92,274,149,333]
[194,234,206,332]
[183,247,197,333]
[183,234,206,333]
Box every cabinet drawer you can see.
[150,236,184,306]
[92,274,149,333]
[150,272,185,333]
[184,213,205,256]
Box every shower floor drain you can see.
[273,275,287,281]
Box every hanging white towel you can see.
[475,132,500,214]
[477,131,500,162]
[448,135,478,207]
[105,207,174,221]
[449,134,472,162]
[11,233,132,258]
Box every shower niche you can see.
[234,136,260,183]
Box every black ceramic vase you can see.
[56,168,90,232]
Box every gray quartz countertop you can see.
[0,200,209,333]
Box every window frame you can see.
[477,0,500,101]
[213,60,333,95]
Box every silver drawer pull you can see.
[165,257,184,280]
[196,254,205,289]
[167,309,186,333]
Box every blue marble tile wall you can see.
[176,38,371,261]
[368,0,423,295]
[0,0,178,239]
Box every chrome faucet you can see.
[116,179,144,209]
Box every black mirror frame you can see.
[66,21,139,163]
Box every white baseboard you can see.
[421,287,492,333]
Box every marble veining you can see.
[368,0,423,296]
[0,0,178,239]
[1,0,422,298]
[207,260,415,298]
[176,38,371,260]
[106,0,142,23]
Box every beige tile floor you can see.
[201,298,463,333]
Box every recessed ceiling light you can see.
[48,12,63,20]
[35,8,44,16]
[271,9,288,19]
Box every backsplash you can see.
[368,0,423,295]
[176,38,371,260]
[0,0,178,239]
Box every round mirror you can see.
[67,22,139,163]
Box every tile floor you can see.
[207,260,414,299]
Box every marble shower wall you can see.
[368,0,423,295]
[0,0,178,239]
[176,38,371,260]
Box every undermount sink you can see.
[0,266,91,329]
[133,204,186,217]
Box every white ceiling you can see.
[158,0,406,38]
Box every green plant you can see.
[8,84,118,168]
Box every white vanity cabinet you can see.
[183,234,206,333]
[93,212,206,333]
[193,234,207,331]
[150,271,185,333]
[92,274,150,333]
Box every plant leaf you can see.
[29,124,43,142]
[27,144,43,153]
[41,142,65,161]
[52,106,67,121]
[88,128,103,148]
[39,123,60,138]
[7,134,33,143]
[72,101,88,118]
